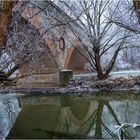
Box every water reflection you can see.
[88,100,131,139]
[6,94,140,139]
[0,93,21,140]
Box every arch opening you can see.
[4,12,59,87]
[64,47,91,74]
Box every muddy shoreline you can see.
[0,76,139,95]
[0,86,139,96]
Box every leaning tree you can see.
[0,1,14,84]
[0,1,57,85]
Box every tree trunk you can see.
[94,48,109,80]
[0,1,13,48]
[0,1,14,85]
[105,47,121,78]
[97,72,109,80]
[0,71,13,86]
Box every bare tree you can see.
[0,0,139,85]
[0,1,14,49]
[0,1,58,85]
[0,1,15,85]
[56,0,138,80]
[108,0,140,35]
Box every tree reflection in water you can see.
[0,94,21,140]
[7,95,140,139]
[87,100,131,139]
[57,97,134,139]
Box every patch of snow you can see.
[111,70,140,77]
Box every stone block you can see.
[59,69,73,87]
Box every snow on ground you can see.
[111,70,140,77]
[74,70,140,79]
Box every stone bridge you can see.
[14,1,89,87]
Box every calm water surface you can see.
[0,92,140,139]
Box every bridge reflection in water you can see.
[1,93,140,139]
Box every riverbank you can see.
[0,75,139,95]
[0,71,140,95]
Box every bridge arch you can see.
[6,11,59,87]
[64,46,89,74]
[10,1,91,87]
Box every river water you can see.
[0,92,140,139]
